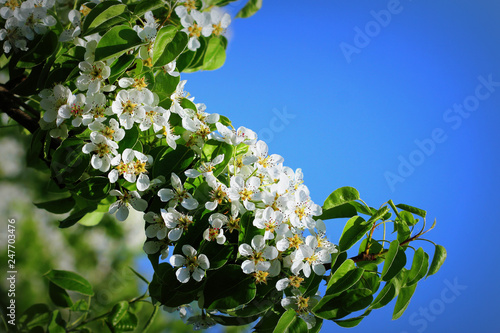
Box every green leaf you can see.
[367,206,390,224]
[109,301,129,326]
[34,196,75,214]
[117,125,140,154]
[47,310,66,333]
[70,299,89,312]
[180,97,197,111]
[81,1,129,35]
[203,37,226,70]
[399,210,417,226]
[350,201,376,216]
[212,314,261,326]
[238,211,262,246]
[312,294,348,320]
[142,304,159,332]
[203,265,256,310]
[319,203,357,220]
[78,212,105,226]
[109,53,136,84]
[94,25,144,61]
[49,282,73,308]
[302,272,324,298]
[26,129,47,168]
[253,307,284,332]
[153,26,178,67]
[17,31,59,68]
[272,309,308,333]
[226,283,279,317]
[334,310,371,328]
[149,263,203,307]
[396,203,426,218]
[370,281,397,309]
[392,283,417,320]
[219,115,232,127]
[427,244,446,277]
[11,62,44,96]
[323,186,360,211]
[59,205,97,228]
[152,145,195,179]
[341,288,373,312]
[326,267,364,296]
[155,71,180,101]
[50,138,90,184]
[381,240,407,281]
[113,311,138,331]
[308,317,324,333]
[153,29,188,68]
[73,177,111,201]
[326,259,363,295]
[202,139,233,176]
[406,248,429,286]
[176,49,196,72]
[338,216,371,252]
[203,241,234,270]
[132,0,164,18]
[396,218,411,244]
[236,0,263,18]
[19,304,52,331]
[44,270,94,296]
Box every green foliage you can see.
[44,269,94,296]
[153,26,187,67]
[236,0,263,18]
[203,265,257,310]
[274,309,308,333]
[0,0,447,331]
[95,25,144,61]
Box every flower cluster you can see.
[176,5,231,51]
[6,1,335,330]
[0,0,57,53]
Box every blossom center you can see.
[239,188,253,201]
[116,161,129,175]
[188,24,202,38]
[186,255,199,272]
[96,143,110,157]
[295,205,307,220]
[183,0,196,11]
[133,77,147,90]
[80,5,91,16]
[5,0,19,10]
[207,227,220,241]
[253,270,269,284]
[288,234,303,250]
[134,160,147,175]
[101,126,115,139]
[212,23,224,36]
[90,65,103,80]
[178,214,193,230]
[296,296,310,312]
[122,100,137,114]
[70,103,84,117]
[227,216,240,233]
[210,186,227,204]
[289,275,304,288]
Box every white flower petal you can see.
[176,267,190,283]
[170,254,186,267]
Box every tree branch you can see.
[0,86,40,134]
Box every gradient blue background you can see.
[144,1,500,332]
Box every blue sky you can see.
[172,1,500,332]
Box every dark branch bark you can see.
[0,86,40,134]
